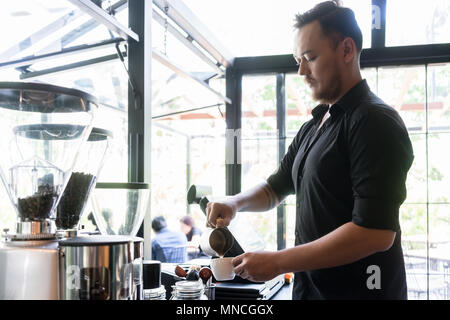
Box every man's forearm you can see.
[274,222,396,274]
[229,182,283,212]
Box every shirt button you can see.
[296,203,300,208]
[295,231,299,238]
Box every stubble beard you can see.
[311,69,342,105]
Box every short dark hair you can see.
[180,215,194,227]
[152,215,167,232]
[294,1,363,53]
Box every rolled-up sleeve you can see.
[267,123,307,198]
[348,105,414,232]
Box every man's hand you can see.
[232,252,281,282]
[205,201,237,228]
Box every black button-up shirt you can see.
[267,79,414,299]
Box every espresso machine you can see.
[0,82,138,300]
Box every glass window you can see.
[405,134,427,204]
[378,66,426,132]
[428,133,450,203]
[23,60,129,183]
[285,204,296,249]
[285,73,316,136]
[386,0,450,47]
[241,75,278,251]
[152,57,226,119]
[403,204,450,300]
[401,204,428,300]
[151,122,189,225]
[186,0,371,57]
[428,63,450,132]
[152,9,221,73]
[0,0,78,61]
[361,67,378,94]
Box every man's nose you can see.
[298,60,310,76]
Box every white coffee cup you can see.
[210,257,235,281]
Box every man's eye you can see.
[306,56,317,62]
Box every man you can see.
[151,216,188,263]
[206,1,414,299]
[180,215,207,260]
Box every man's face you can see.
[293,20,343,104]
[180,222,191,235]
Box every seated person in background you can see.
[151,216,188,263]
[180,215,207,260]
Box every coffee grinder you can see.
[55,127,113,237]
[0,82,96,299]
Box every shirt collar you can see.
[311,104,329,121]
[310,79,370,121]
[330,79,370,116]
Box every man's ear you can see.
[342,37,356,63]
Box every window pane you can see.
[152,59,222,118]
[285,73,316,138]
[187,0,371,57]
[401,204,428,299]
[428,133,450,203]
[285,204,296,249]
[378,66,426,133]
[361,67,378,94]
[405,134,427,204]
[403,204,450,300]
[241,74,278,251]
[151,116,226,262]
[152,123,189,222]
[428,204,450,300]
[428,63,450,132]
[190,133,226,225]
[152,8,220,73]
[242,75,277,139]
[29,60,129,182]
[386,0,450,47]
[0,0,78,60]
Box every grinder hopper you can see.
[0,82,97,239]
